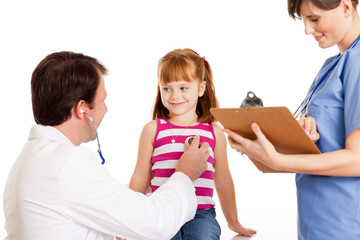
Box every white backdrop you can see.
[0,1,340,239]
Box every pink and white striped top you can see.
[151,118,216,210]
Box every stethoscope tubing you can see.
[84,113,105,164]
[293,34,360,118]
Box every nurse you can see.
[224,0,360,239]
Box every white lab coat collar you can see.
[29,125,73,145]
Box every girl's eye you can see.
[310,18,318,22]
[180,87,188,91]
[162,87,170,91]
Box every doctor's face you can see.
[300,1,349,50]
[89,73,108,131]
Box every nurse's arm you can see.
[277,127,360,176]
[225,125,360,176]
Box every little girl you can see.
[129,48,256,239]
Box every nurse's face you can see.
[300,0,351,51]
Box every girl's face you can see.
[159,79,206,119]
[300,0,351,51]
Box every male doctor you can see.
[3,51,209,240]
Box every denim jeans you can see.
[171,208,221,240]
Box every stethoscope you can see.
[81,109,106,164]
[293,34,360,119]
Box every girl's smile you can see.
[169,102,186,108]
[159,80,206,119]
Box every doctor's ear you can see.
[74,100,88,118]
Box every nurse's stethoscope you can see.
[293,34,360,119]
[81,109,106,164]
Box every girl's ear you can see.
[198,80,207,97]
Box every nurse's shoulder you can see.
[343,43,360,68]
[340,44,360,87]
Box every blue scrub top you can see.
[296,44,360,240]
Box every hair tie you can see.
[202,56,206,61]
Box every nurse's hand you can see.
[224,123,282,170]
[299,116,320,142]
[176,135,209,181]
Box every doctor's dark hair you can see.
[31,51,108,126]
[288,0,359,19]
[153,48,219,123]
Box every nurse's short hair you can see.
[31,51,108,126]
[288,0,359,19]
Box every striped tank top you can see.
[151,118,216,210]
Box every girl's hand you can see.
[228,221,256,237]
[299,116,320,142]
[224,123,282,170]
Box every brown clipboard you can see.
[210,107,321,173]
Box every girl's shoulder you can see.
[210,122,227,149]
[141,120,158,138]
[143,119,157,129]
[211,122,225,137]
[211,121,222,130]
[142,119,171,140]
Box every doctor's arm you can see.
[225,123,360,176]
[62,137,208,240]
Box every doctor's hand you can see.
[175,135,209,181]
[224,123,282,171]
[299,116,320,142]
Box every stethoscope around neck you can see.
[81,109,105,164]
[293,34,360,119]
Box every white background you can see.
[0,1,340,239]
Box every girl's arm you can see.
[226,123,360,176]
[129,120,157,194]
[213,123,256,237]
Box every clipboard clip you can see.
[240,91,264,108]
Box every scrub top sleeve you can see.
[342,48,360,137]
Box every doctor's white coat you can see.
[3,125,197,240]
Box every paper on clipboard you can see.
[210,107,320,173]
